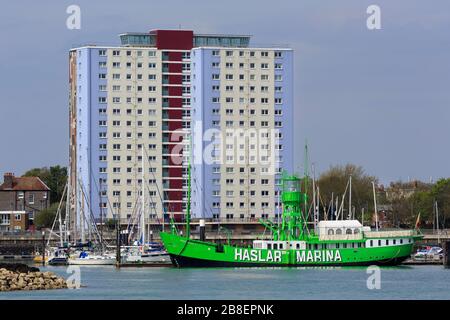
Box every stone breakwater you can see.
[0,264,67,291]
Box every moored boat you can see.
[68,251,115,265]
[161,174,423,268]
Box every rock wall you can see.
[0,264,67,291]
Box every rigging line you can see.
[191,173,216,220]
[336,179,350,220]
[87,158,116,231]
[142,146,173,228]
[143,143,174,223]
[46,183,68,247]
[78,179,105,247]
[127,195,142,243]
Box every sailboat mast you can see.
[435,201,440,244]
[349,175,352,220]
[185,138,191,239]
[372,181,379,231]
[80,183,85,243]
[312,164,317,231]
[141,146,146,247]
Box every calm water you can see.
[1,265,449,300]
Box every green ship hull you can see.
[161,232,421,268]
[162,170,422,268]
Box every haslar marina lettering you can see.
[234,248,342,263]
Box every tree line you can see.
[301,164,449,229]
[22,164,449,229]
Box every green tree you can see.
[23,166,67,204]
[315,164,378,222]
[34,202,63,229]
[387,180,432,227]
[430,178,450,227]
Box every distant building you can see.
[69,29,294,223]
[0,173,50,231]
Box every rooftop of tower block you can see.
[119,29,251,49]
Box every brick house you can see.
[0,173,50,231]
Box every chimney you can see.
[3,173,14,189]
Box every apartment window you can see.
[112,50,120,56]
[212,50,220,56]
[148,63,156,68]
[99,61,107,68]
[275,74,282,81]
[148,51,156,57]
[113,74,120,80]
[226,50,233,57]
[148,74,156,80]
[225,74,233,80]
[261,51,269,57]
[275,51,283,57]
[212,62,220,68]
[99,73,106,79]
[275,98,282,104]
[212,74,220,80]
[275,63,283,69]
[261,63,269,69]
[99,49,106,56]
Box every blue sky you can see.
[0,0,449,184]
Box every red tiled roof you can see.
[0,176,50,191]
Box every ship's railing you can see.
[363,230,415,238]
[319,234,363,241]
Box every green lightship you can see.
[161,172,422,267]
